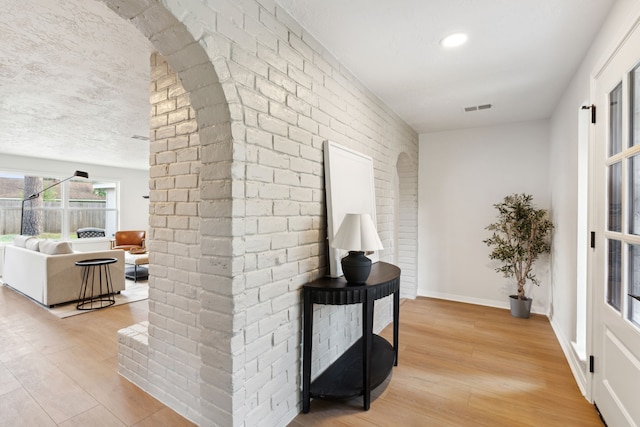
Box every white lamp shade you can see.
[332,213,383,252]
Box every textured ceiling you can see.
[0,0,152,170]
[0,0,616,170]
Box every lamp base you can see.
[341,251,372,285]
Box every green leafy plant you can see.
[483,193,554,300]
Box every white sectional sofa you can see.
[2,236,125,307]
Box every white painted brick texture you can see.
[110,0,418,426]
[192,2,417,425]
[397,153,419,298]
[118,50,205,425]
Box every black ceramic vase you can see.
[341,251,372,285]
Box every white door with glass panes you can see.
[591,20,640,427]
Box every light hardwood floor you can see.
[1,282,604,427]
[0,282,195,426]
[290,298,604,427]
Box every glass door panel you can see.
[608,161,622,232]
[630,66,640,324]
[629,244,640,325]
[610,82,623,155]
[608,239,622,311]
[631,155,640,235]
[632,65,640,147]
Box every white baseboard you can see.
[549,316,590,400]
[419,291,548,315]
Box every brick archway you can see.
[100,1,234,424]
[396,152,418,298]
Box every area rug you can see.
[47,280,148,318]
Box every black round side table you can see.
[75,258,118,310]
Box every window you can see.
[0,172,117,242]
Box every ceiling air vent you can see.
[464,103,492,112]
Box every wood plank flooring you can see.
[0,283,195,426]
[1,282,603,426]
[290,298,603,427]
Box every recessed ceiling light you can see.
[440,33,468,48]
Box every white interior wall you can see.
[418,120,550,313]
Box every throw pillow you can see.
[25,238,42,252]
[39,240,74,255]
[13,235,33,248]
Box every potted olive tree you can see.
[483,193,554,318]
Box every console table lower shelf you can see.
[310,335,395,400]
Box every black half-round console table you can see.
[302,261,401,412]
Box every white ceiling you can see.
[0,0,616,170]
[276,0,616,133]
[0,0,152,170]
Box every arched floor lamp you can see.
[20,170,89,235]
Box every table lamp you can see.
[331,213,383,284]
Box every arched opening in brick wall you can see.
[100,0,234,424]
[396,152,418,298]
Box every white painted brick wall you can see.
[118,321,150,389]
[118,49,205,425]
[397,153,419,298]
[108,0,418,425]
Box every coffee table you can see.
[124,252,149,282]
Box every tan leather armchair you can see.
[110,230,146,252]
